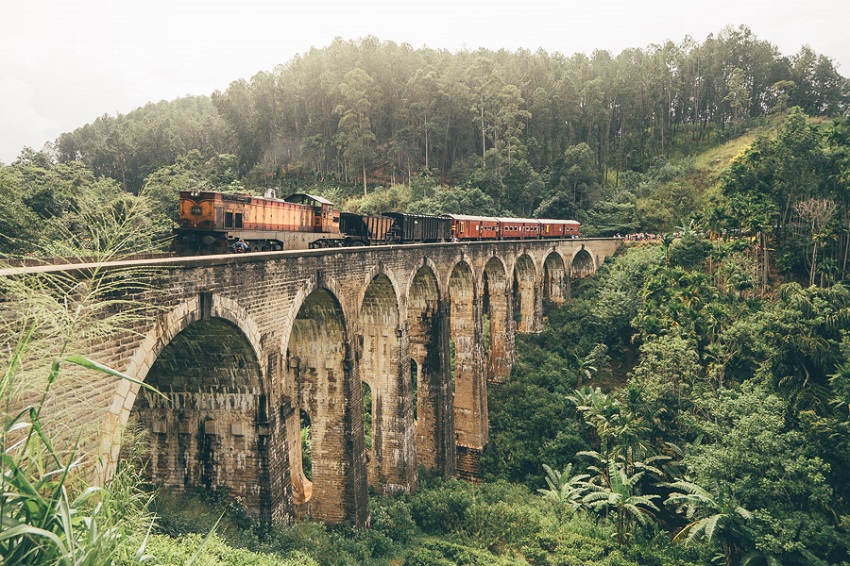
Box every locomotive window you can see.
[235,213,243,228]
[191,206,202,215]
[225,211,234,228]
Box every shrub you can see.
[369,495,416,544]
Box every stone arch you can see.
[481,256,512,382]
[359,263,405,319]
[448,260,487,479]
[358,273,414,494]
[277,271,350,378]
[570,247,596,280]
[406,263,454,475]
[101,295,264,479]
[543,251,568,304]
[282,286,366,525]
[512,254,539,333]
[128,316,270,513]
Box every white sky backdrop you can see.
[1,0,848,164]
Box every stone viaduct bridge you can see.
[5,238,620,528]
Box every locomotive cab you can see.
[285,193,340,234]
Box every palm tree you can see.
[582,459,660,545]
[829,362,850,415]
[574,354,598,388]
[537,463,589,513]
[665,480,752,566]
[661,233,675,264]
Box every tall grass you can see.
[0,197,168,565]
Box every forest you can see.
[1,25,850,565]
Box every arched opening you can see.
[406,265,452,475]
[571,249,596,283]
[543,252,568,304]
[410,359,418,421]
[284,288,363,524]
[482,271,491,355]
[300,410,313,482]
[449,261,487,479]
[482,257,511,382]
[362,382,373,451]
[512,255,537,333]
[128,318,268,515]
[359,274,412,494]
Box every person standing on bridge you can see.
[231,238,249,253]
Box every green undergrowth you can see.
[148,476,706,566]
[140,533,317,566]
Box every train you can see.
[173,190,580,255]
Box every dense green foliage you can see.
[0,150,170,256]
[712,108,850,283]
[3,27,850,257]
[8,27,846,218]
[0,245,166,564]
[3,27,850,566]
[146,477,708,566]
[482,240,850,565]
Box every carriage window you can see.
[235,213,243,228]
[225,211,234,228]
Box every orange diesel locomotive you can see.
[174,190,342,254]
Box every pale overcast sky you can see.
[1,0,848,164]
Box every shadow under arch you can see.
[359,273,415,494]
[282,287,366,525]
[100,295,264,480]
[512,254,538,333]
[543,251,568,303]
[128,316,270,514]
[482,256,512,382]
[406,263,455,476]
[570,247,596,280]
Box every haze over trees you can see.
[2,25,850,564]
[42,26,847,200]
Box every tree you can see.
[537,463,588,512]
[794,198,837,286]
[724,68,751,130]
[405,67,441,172]
[335,69,380,195]
[665,480,753,566]
[494,84,531,165]
[468,57,502,168]
[685,384,843,563]
[548,143,599,216]
[582,458,661,545]
[407,187,499,216]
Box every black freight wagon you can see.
[383,212,451,243]
[339,212,395,245]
